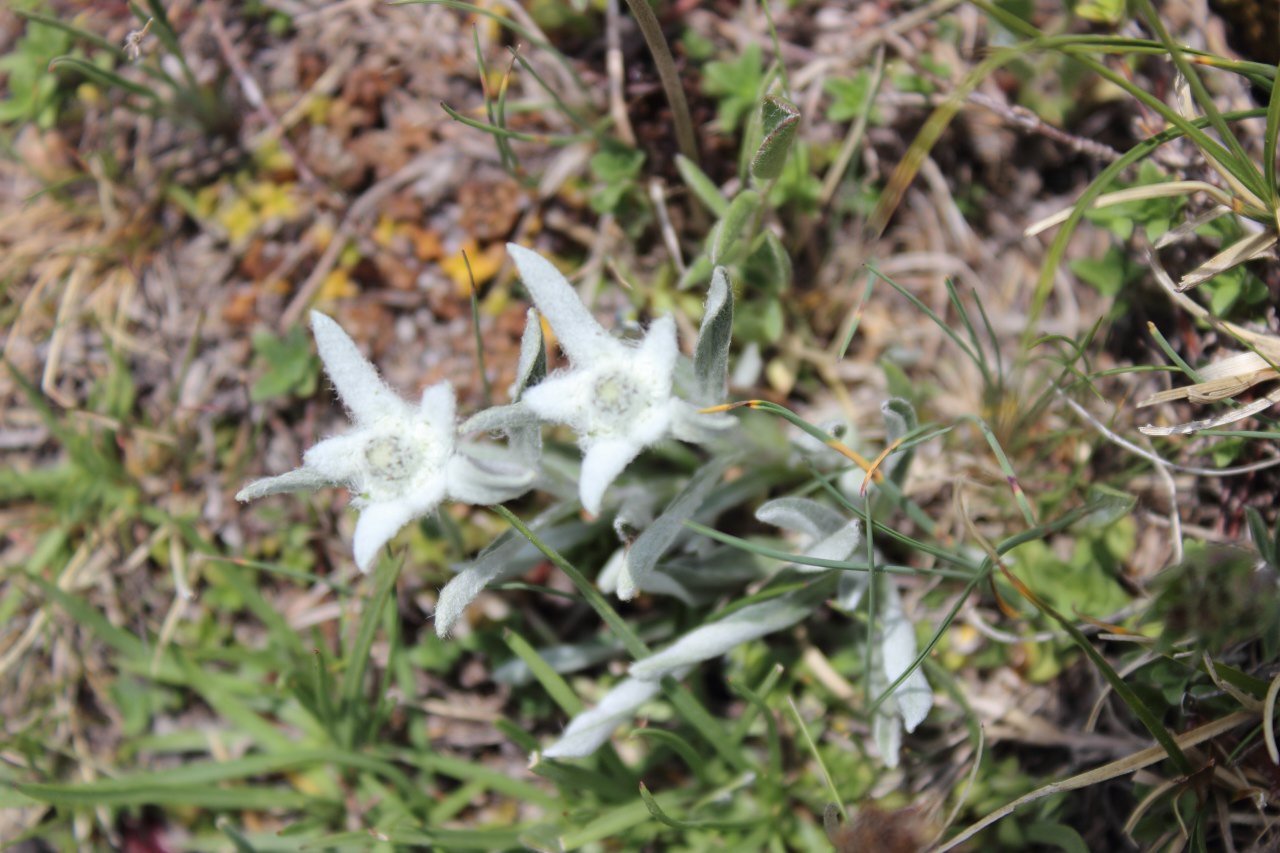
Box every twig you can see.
[931,710,1257,852]
[208,4,319,187]
[605,0,637,147]
[279,154,453,329]
[1058,390,1280,477]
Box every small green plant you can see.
[249,324,320,403]
[0,10,74,128]
[701,43,766,134]
[19,1,234,132]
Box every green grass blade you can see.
[998,564,1192,775]
[439,100,588,144]
[1147,322,1205,383]
[216,818,260,853]
[381,748,558,806]
[512,48,592,130]
[785,696,846,821]
[676,153,729,217]
[1132,0,1268,205]
[638,781,764,829]
[728,675,782,779]
[630,729,708,783]
[492,505,648,659]
[504,628,583,715]
[491,506,750,772]
[683,521,975,578]
[394,0,586,93]
[50,55,159,101]
[1264,60,1280,203]
[338,553,402,747]
[15,10,122,54]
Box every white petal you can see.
[510,307,547,400]
[579,437,643,515]
[310,312,409,424]
[521,370,597,434]
[507,244,614,364]
[629,592,814,681]
[302,431,369,485]
[879,582,933,733]
[542,673,689,759]
[803,520,862,569]
[636,315,679,390]
[353,478,448,573]
[418,382,456,429]
[625,398,676,449]
[235,467,334,501]
[756,496,847,542]
[352,500,418,573]
[445,453,535,505]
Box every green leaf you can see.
[751,95,800,181]
[250,324,319,402]
[1080,485,1137,528]
[503,628,583,716]
[49,55,159,100]
[1026,820,1090,853]
[710,189,760,264]
[693,266,734,404]
[743,229,792,294]
[1068,251,1126,297]
[825,72,881,123]
[338,554,403,748]
[701,44,764,132]
[638,782,763,830]
[676,153,729,217]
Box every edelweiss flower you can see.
[237,311,534,572]
[507,244,729,515]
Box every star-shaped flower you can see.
[236,311,534,572]
[507,244,730,515]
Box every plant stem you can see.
[623,0,700,170]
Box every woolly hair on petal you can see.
[635,314,680,379]
[352,499,422,573]
[235,467,334,501]
[629,590,819,681]
[578,437,643,516]
[444,453,535,506]
[518,368,598,434]
[506,244,614,364]
[309,311,408,424]
[417,381,457,423]
[300,431,368,485]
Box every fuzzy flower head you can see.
[237,311,534,572]
[507,244,731,515]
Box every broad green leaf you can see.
[750,95,800,180]
[693,266,734,404]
